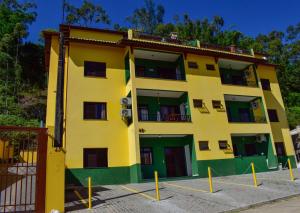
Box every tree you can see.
[64,0,110,27]
[0,0,42,127]
[126,0,164,34]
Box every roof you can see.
[42,24,276,68]
[60,24,127,36]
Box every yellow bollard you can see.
[251,162,258,187]
[154,171,160,201]
[88,177,92,209]
[287,159,295,181]
[208,167,213,193]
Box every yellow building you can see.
[44,25,296,186]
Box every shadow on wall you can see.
[263,87,297,168]
[69,45,124,71]
[65,169,83,187]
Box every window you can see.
[261,79,271,90]
[268,109,279,122]
[84,102,107,120]
[83,148,108,168]
[275,142,286,156]
[140,148,153,165]
[199,141,209,150]
[188,61,198,69]
[218,140,228,150]
[212,100,222,109]
[193,99,203,108]
[84,61,106,77]
[206,64,215,71]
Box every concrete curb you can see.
[223,193,300,212]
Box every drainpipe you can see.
[54,31,65,147]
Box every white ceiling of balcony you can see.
[218,59,252,70]
[137,89,184,98]
[224,94,257,102]
[140,134,189,138]
[134,49,180,62]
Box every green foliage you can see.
[0,114,39,127]
[126,0,165,34]
[287,107,300,129]
[64,0,110,26]
[0,0,45,127]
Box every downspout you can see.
[54,31,65,147]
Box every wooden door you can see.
[164,147,187,177]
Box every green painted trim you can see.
[65,164,141,186]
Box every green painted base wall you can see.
[197,156,280,178]
[66,164,141,186]
[197,155,295,178]
[65,156,296,186]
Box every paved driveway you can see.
[65,168,300,213]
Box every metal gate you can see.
[0,126,47,212]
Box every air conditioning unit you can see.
[120,97,132,106]
[251,102,258,109]
[121,109,132,117]
[256,134,267,143]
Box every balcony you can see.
[137,89,191,122]
[219,59,258,87]
[224,95,267,123]
[134,49,186,81]
[231,134,277,171]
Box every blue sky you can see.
[27,0,300,42]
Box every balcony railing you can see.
[222,80,258,87]
[136,72,185,81]
[132,31,198,47]
[201,43,252,55]
[138,113,191,122]
[132,30,255,56]
[228,116,267,123]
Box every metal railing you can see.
[132,30,253,55]
[138,114,191,122]
[201,43,252,55]
[135,71,185,81]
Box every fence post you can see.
[251,162,258,187]
[208,167,213,193]
[287,159,295,181]
[88,177,92,209]
[154,171,160,201]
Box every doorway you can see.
[164,147,187,177]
